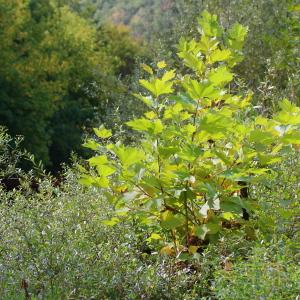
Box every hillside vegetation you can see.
[0,1,299,299]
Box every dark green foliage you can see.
[0,0,99,166]
[0,0,147,170]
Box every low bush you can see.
[0,143,299,299]
[0,157,215,299]
[214,238,300,300]
[214,149,300,300]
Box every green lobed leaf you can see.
[198,10,222,37]
[227,23,248,50]
[140,77,174,98]
[115,146,145,167]
[161,210,185,230]
[126,118,152,132]
[162,69,176,82]
[88,155,108,167]
[126,118,164,135]
[209,66,233,86]
[209,49,232,63]
[178,51,204,74]
[82,140,100,150]
[96,165,116,177]
[183,78,221,100]
[93,126,112,139]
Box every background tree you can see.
[0,0,147,170]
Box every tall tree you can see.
[0,0,147,170]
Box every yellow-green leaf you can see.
[115,146,145,167]
[141,63,153,75]
[82,140,99,150]
[162,70,176,82]
[102,217,120,226]
[93,126,112,139]
[198,10,222,37]
[96,165,116,176]
[209,66,233,86]
[94,177,110,188]
[157,60,167,69]
[78,175,95,186]
[126,118,152,132]
[153,119,164,134]
[144,111,157,119]
[139,79,157,96]
[209,49,231,63]
[88,155,108,166]
[148,233,162,240]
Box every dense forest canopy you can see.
[0,0,147,170]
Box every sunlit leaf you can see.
[96,165,116,176]
[102,217,120,226]
[93,126,112,139]
[162,69,176,82]
[209,49,231,63]
[141,63,153,74]
[82,140,100,150]
[88,155,108,166]
[209,66,233,86]
[157,61,167,69]
[126,118,152,132]
[198,10,222,37]
[115,146,145,167]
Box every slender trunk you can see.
[238,181,250,220]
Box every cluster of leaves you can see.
[81,11,300,257]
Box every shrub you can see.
[81,11,300,256]
[0,163,213,299]
[213,238,300,300]
[214,149,300,300]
